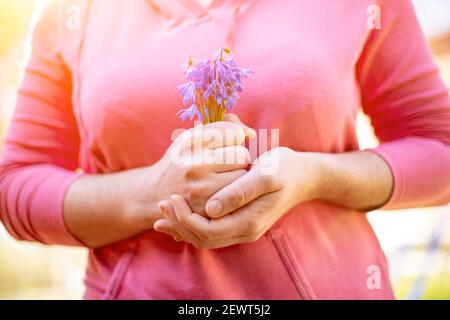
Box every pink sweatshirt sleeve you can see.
[0,3,82,245]
[357,0,450,209]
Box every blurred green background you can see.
[0,0,449,299]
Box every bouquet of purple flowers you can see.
[177,47,252,124]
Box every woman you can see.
[0,0,449,299]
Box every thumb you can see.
[224,113,256,140]
[205,169,277,218]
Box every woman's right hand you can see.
[151,116,255,215]
[64,114,254,247]
[123,114,255,230]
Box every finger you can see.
[180,169,247,216]
[158,200,205,247]
[171,194,247,241]
[181,121,246,150]
[224,113,257,140]
[180,145,250,174]
[157,216,249,249]
[205,169,281,218]
[169,195,260,248]
[216,169,247,186]
[205,145,251,172]
[153,219,181,241]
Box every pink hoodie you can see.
[1,0,449,299]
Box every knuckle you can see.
[260,174,280,190]
[181,161,207,178]
[229,186,247,208]
[181,164,195,179]
[235,146,251,165]
[244,220,260,236]
[246,233,261,243]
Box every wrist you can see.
[290,151,333,203]
[120,166,160,231]
[293,151,394,210]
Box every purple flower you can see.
[177,82,196,104]
[182,57,198,74]
[177,104,202,122]
[177,47,252,123]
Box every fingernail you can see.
[206,200,223,217]
[154,220,163,230]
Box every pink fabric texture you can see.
[1,0,449,299]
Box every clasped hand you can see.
[153,114,321,249]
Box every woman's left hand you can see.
[154,147,324,249]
